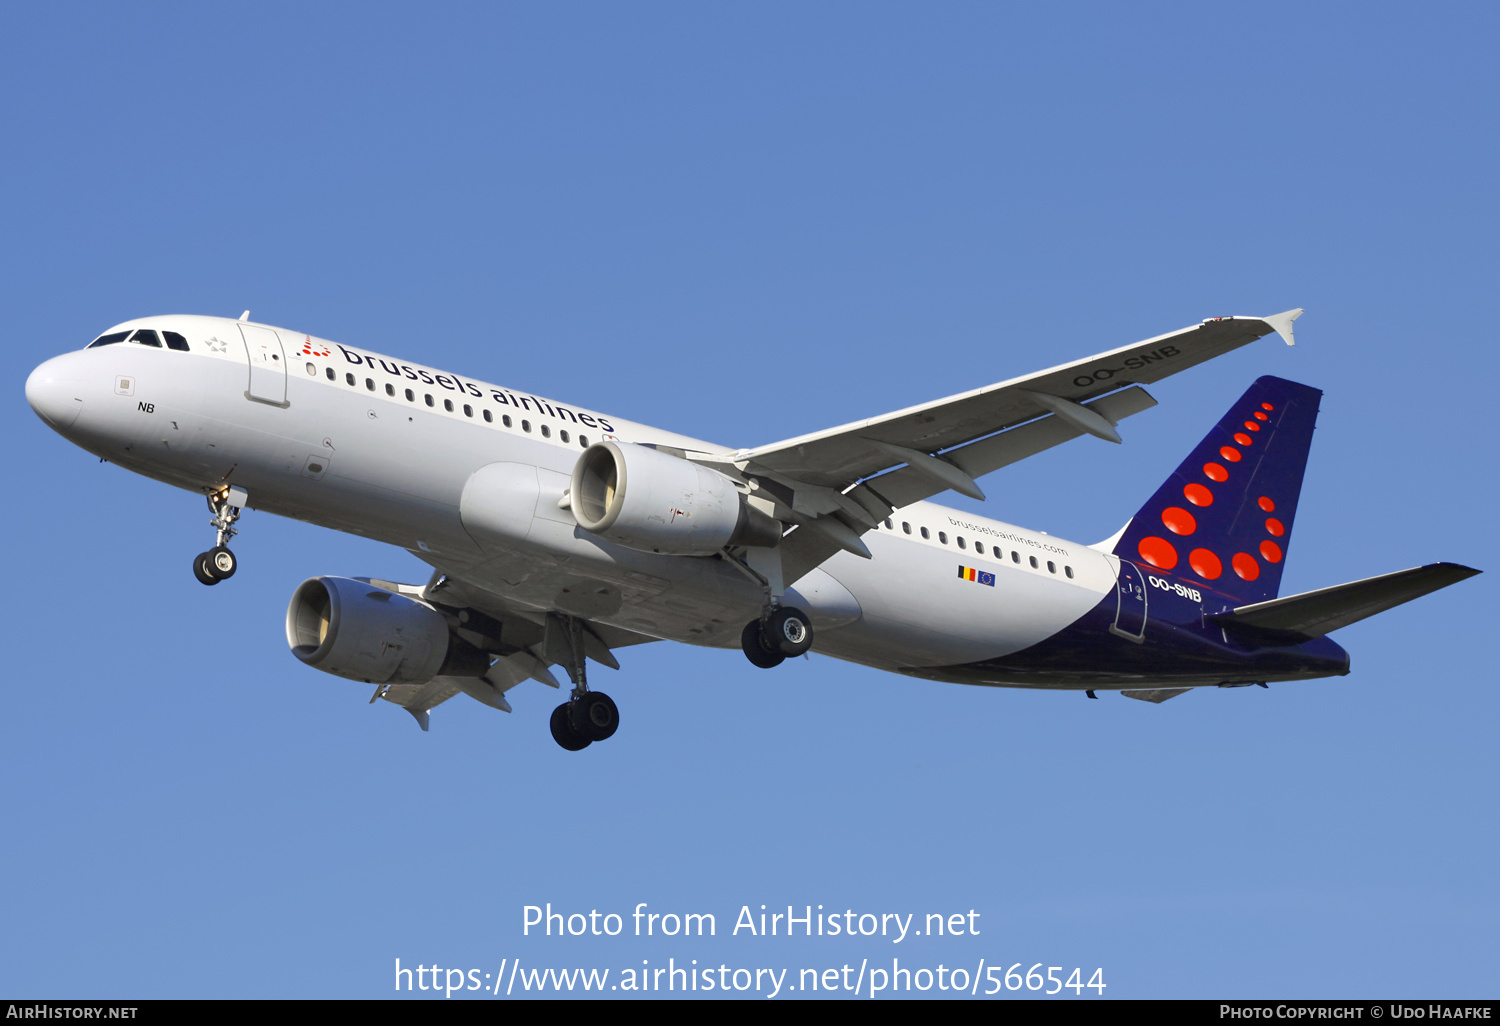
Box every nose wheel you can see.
[193,486,247,586]
[192,546,237,585]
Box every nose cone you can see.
[26,354,86,432]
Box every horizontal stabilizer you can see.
[1212,562,1480,642]
[1122,687,1193,703]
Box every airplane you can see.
[24,309,1480,750]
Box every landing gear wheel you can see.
[192,552,220,586]
[550,703,591,751]
[569,691,619,741]
[741,619,785,669]
[765,606,813,657]
[208,545,237,580]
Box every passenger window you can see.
[1011,551,1020,563]
[326,367,336,381]
[561,429,569,443]
[1029,556,1038,569]
[463,404,473,417]
[938,532,947,544]
[902,522,911,535]
[975,542,985,555]
[87,331,131,348]
[163,331,190,352]
[483,409,492,423]
[522,420,532,432]
[920,527,930,539]
[1047,561,1056,574]
[425,394,434,407]
[1065,566,1074,579]
[306,363,316,375]
[346,373,356,386]
[129,330,162,348]
[386,383,395,397]
[444,399,454,412]
[541,424,551,438]
[365,378,375,391]
[503,415,512,427]
[578,434,587,446]
[957,537,966,550]
[405,388,414,401]
[884,518,893,530]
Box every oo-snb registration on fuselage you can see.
[24,308,1479,750]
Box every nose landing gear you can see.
[193,485,246,586]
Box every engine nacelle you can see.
[285,576,487,684]
[570,441,781,555]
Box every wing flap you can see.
[1122,687,1194,703]
[859,385,1157,511]
[730,314,1285,490]
[1211,563,1481,642]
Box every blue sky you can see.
[2,1,1495,999]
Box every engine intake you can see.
[285,576,488,684]
[570,441,781,555]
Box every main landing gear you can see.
[547,614,620,751]
[740,606,813,669]
[193,485,246,586]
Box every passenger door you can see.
[239,323,288,406]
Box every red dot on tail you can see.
[1232,553,1260,580]
[1220,446,1242,462]
[1234,432,1253,446]
[1243,421,1260,431]
[1266,518,1285,537]
[1203,462,1228,482]
[1255,412,1269,421]
[1261,403,1274,411]
[1161,507,1197,535]
[1138,537,1178,569]
[1261,540,1283,563]
[1259,496,1275,512]
[1189,548,1223,580]
[1183,483,1214,507]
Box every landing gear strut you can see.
[193,485,245,586]
[548,614,619,751]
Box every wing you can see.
[696,310,1302,580]
[424,570,657,683]
[365,570,660,729]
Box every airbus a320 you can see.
[25,309,1479,749]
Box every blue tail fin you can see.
[1114,376,1321,606]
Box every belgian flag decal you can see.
[958,565,995,587]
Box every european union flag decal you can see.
[958,565,995,586]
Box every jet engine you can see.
[569,441,782,555]
[285,576,488,684]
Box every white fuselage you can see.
[27,315,1119,680]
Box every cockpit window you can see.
[163,331,190,352]
[87,331,131,348]
[128,330,162,348]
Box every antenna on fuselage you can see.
[238,310,250,322]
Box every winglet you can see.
[1261,308,1303,347]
